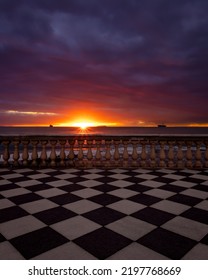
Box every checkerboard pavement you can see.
[0,168,208,260]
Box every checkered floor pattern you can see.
[0,168,208,260]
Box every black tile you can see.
[34,207,77,225]
[167,194,202,206]
[158,184,186,193]
[49,193,82,205]
[92,184,119,193]
[10,227,68,259]
[83,207,125,226]
[129,194,161,206]
[88,193,121,206]
[67,177,88,184]
[132,207,175,226]
[26,184,52,192]
[96,177,117,184]
[0,194,4,199]
[0,233,6,242]
[153,177,175,184]
[181,208,208,225]
[39,177,59,183]
[201,234,208,245]
[9,177,29,183]
[9,193,43,205]
[125,184,152,193]
[74,227,131,259]
[0,183,19,191]
[180,177,204,184]
[193,185,208,192]
[0,206,28,223]
[123,177,145,184]
[59,184,86,192]
[137,228,197,259]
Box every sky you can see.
[0,0,208,127]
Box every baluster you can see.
[186,141,193,168]
[177,141,184,168]
[59,139,66,167]
[31,140,39,167]
[86,140,93,168]
[159,141,166,168]
[204,140,208,168]
[12,139,20,167]
[95,139,102,167]
[2,140,10,166]
[150,141,157,168]
[141,140,147,167]
[104,140,112,168]
[22,140,29,167]
[195,141,202,168]
[168,141,175,168]
[40,140,48,167]
[49,140,57,167]
[122,140,129,168]
[131,140,138,167]
[77,140,84,167]
[113,140,120,167]
[68,140,75,166]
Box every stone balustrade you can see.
[0,135,208,169]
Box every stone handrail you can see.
[0,135,208,169]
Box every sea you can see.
[1,126,208,136]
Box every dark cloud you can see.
[0,0,208,125]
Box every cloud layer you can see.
[0,0,208,126]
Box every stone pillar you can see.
[204,140,208,168]
[195,141,202,168]
[49,140,57,167]
[168,141,175,168]
[141,141,147,168]
[177,141,184,169]
[12,139,20,167]
[150,141,157,168]
[122,140,129,168]
[31,140,39,167]
[40,140,48,167]
[113,140,120,167]
[68,140,75,166]
[22,140,30,167]
[104,140,112,168]
[95,140,102,167]
[59,139,66,167]
[77,140,84,167]
[131,140,138,167]
[186,141,193,168]
[2,140,10,166]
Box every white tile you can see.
[163,174,186,180]
[0,198,15,209]
[162,216,208,241]
[81,174,104,180]
[180,169,201,174]
[13,168,34,173]
[139,180,165,188]
[51,216,101,240]
[107,200,146,214]
[108,180,134,188]
[1,188,30,198]
[144,189,175,199]
[20,199,58,214]
[201,181,208,186]
[1,173,24,179]
[47,180,72,187]
[108,169,128,173]
[170,180,196,188]
[109,174,130,180]
[195,200,208,211]
[0,216,45,239]
[182,244,208,260]
[107,216,156,241]
[152,200,190,215]
[0,242,25,260]
[54,173,77,180]
[37,169,56,173]
[180,189,208,199]
[77,180,103,188]
[71,188,102,198]
[133,169,152,173]
[16,180,41,187]
[61,168,80,173]
[108,189,138,198]
[28,174,50,179]
[0,179,12,186]
[190,174,208,180]
[32,242,97,260]
[108,242,169,260]
[157,169,176,174]
[84,168,104,173]
[36,188,66,198]
[135,174,157,180]
[0,168,11,173]
[64,200,101,214]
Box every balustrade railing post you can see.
[31,140,39,167]
[186,141,193,168]
[12,139,20,167]
[150,141,157,168]
[2,140,10,167]
[177,141,184,168]
[22,140,30,167]
[86,140,93,168]
[168,141,175,168]
[113,140,120,167]
[49,140,57,167]
[95,140,102,167]
[204,140,208,168]
[141,140,147,168]
[195,141,202,168]
[122,140,129,168]
[131,140,138,167]
[68,140,75,166]
[77,140,84,167]
[104,140,112,168]
[59,139,66,167]
[159,141,166,168]
[40,140,48,167]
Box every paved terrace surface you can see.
[0,167,208,260]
